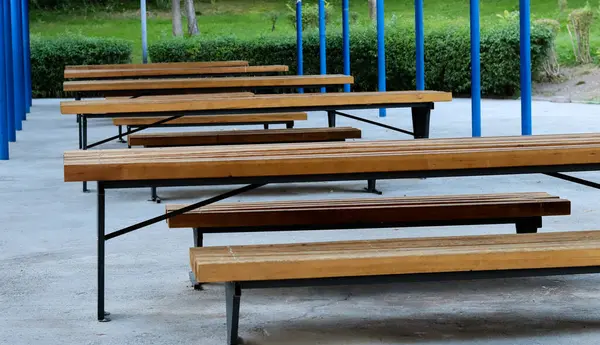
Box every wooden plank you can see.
[65,61,249,70]
[63,134,600,182]
[64,65,289,79]
[60,90,449,115]
[190,230,600,282]
[106,92,254,101]
[166,192,569,228]
[128,127,362,147]
[62,74,354,92]
[112,112,307,126]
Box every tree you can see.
[172,0,183,36]
[184,0,200,36]
[368,0,376,21]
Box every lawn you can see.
[30,0,600,64]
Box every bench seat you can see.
[128,127,362,147]
[112,112,307,128]
[192,230,600,344]
[167,192,570,235]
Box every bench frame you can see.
[224,265,600,345]
[92,162,600,322]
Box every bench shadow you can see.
[242,313,600,345]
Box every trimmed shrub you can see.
[31,35,132,97]
[149,24,553,96]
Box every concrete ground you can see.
[1,98,600,345]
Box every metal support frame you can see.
[140,0,148,64]
[546,172,600,190]
[469,0,481,137]
[296,0,303,94]
[342,0,350,93]
[0,0,7,160]
[3,0,16,143]
[225,282,242,345]
[10,0,24,130]
[21,0,31,112]
[95,183,265,321]
[519,0,532,135]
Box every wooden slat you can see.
[112,112,307,126]
[63,133,600,182]
[65,61,249,70]
[190,230,600,283]
[64,65,289,79]
[60,90,450,115]
[128,127,362,147]
[106,92,254,101]
[62,74,354,92]
[166,192,569,228]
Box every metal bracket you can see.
[334,110,414,136]
[545,172,600,190]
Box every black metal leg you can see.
[365,179,382,195]
[127,126,132,148]
[190,228,204,290]
[97,182,110,322]
[411,107,431,139]
[77,114,82,149]
[286,122,294,129]
[118,126,126,143]
[263,124,269,130]
[516,217,541,234]
[149,187,161,203]
[327,110,336,127]
[82,116,89,193]
[226,282,242,345]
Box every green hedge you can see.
[31,35,132,97]
[149,25,553,96]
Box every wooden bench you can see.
[128,127,362,148]
[64,65,289,79]
[190,230,600,344]
[65,60,249,70]
[63,74,354,97]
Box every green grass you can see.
[30,0,600,64]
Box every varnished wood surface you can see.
[65,61,248,70]
[112,112,307,126]
[63,133,600,182]
[61,90,450,115]
[128,127,361,147]
[167,192,569,228]
[62,74,353,92]
[106,92,254,101]
[190,230,600,282]
[64,65,289,79]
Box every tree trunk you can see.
[172,0,183,36]
[184,0,200,36]
[368,0,376,21]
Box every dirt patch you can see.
[533,65,600,103]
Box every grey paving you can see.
[1,98,600,345]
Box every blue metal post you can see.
[296,0,304,93]
[141,0,148,63]
[342,0,350,92]
[519,0,532,135]
[376,0,386,117]
[21,0,31,112]
[415,0,424,90]
[10,0,25,130]
[3,0,15,142]
[0,0,9,159]
[318,0,326,93]
[470,0,481,137]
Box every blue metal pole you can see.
[0,0,9,159]
[519,0,532,135]
[414,0,424,90]
[3,0,15,142]
[376,0,386,117]
[318,0,326,93]
[141,0,148,63]
[342,0,350,92]
[21,0,31,112]
[296,0,304,93]
[470,0,481,137]
[10,0,25,130]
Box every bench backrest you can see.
[64,65,289,79]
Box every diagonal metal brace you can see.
[105,183,266,240]
[545,172,600,190]
[334,111,414,136]
[86,114,185,149]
